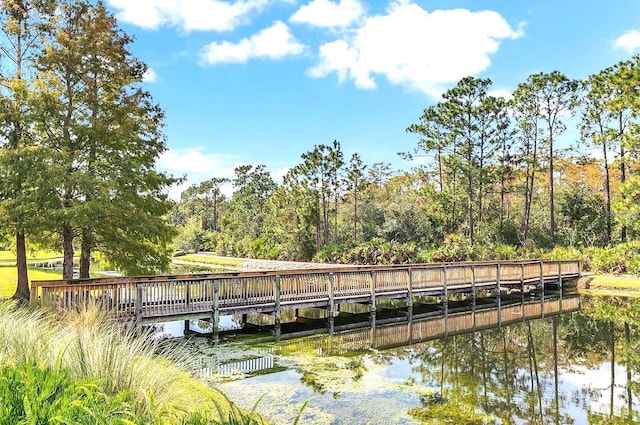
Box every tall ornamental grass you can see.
[0,302,260,424]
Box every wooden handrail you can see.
[30,259,581,321]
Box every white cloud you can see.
[307,2,523,97]
[106,0,270,32]
[142,67,159,83]
[157,148,240,199]
[488,89,513,100]
[290,0,365,28]
[200,21,305,64]
[614,30,640,54]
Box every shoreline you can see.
[575,273,640,296]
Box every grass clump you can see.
[0,302,263,424]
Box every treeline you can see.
[0,1,175,299]
[173,57,640,266]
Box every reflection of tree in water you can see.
[401,298,640,424]
[296,355,366,397]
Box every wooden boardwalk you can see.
[31,259,580,330]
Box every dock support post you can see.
[407,306,413,345]
[443,266,449,309]
[471,265,476,302]
[497,264,502,327]
[443,266,449,336]
[370,271,377,312]
[370,310,377,348]
[520,263,525,316]
[274,275,281,338]
[212,279,220,340]
[184,320,190,335]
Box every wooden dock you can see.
[31,259,580,332]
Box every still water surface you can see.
[164,295,640,424]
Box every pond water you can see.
[163,294,640,425]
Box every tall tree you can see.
[524,72,579,244]
[409,77,502,244]
[368,162,393,188]
[231,164,276,240]
[604,58,640,242]
[344,153,367,242]
[32,0,176,278]
[511,81,541,244]
[288,141,344,250]
[580,70,618,244]
[0,0,55,298]
[492,97,515,237]
[197,177,229,232]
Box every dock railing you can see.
[31,259,580,323]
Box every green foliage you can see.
[583,242,640,274]
[0,361,141,425]
[557,182,608,247]
[313,239,418,265]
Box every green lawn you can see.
[0,249,62,261]
[0,264,62,298]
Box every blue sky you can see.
[103,0,640,198]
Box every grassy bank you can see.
[0,264,61,298]
[576,274,640,296]
[0,250,64,298]
[0,302,262,424]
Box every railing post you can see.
[212,279,220,339]
[329,273,336,317]
[407,268,413,308]
[274,275,281,330]
[557,261,563,292]
[135,284,143,330]
[30,283,37,304]
[370,271,377,312]
[471,265,476,296]
[496,263,501,299]
[539,262,545,316]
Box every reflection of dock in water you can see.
[195,294,581,378]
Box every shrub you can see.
[0,361,142,425]
[0,302,255,424]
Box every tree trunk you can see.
[62,224,74,279]
[549,127,555,245]
[79,228,92,279]
[620,146,627,243]
[602,138,612,245]
[13,231,30,301]
[523,135,538,245]
[353,189,358,242]
[467,173,474,244]
[500,174,505,236]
